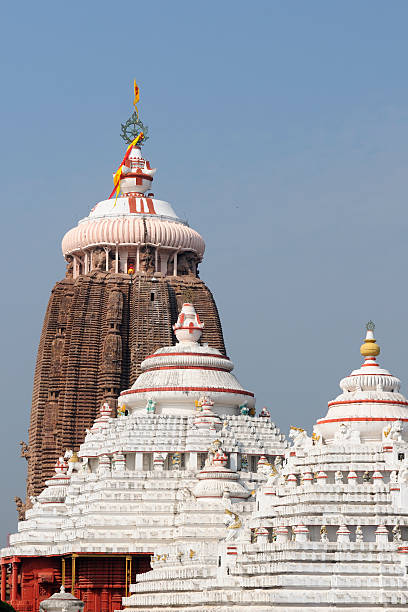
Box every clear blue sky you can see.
[1,0,408,539]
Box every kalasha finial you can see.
[120,80,149,146]
[360,321,380,358]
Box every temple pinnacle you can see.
[360,321,380,357]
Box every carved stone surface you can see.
[26,272,225,499]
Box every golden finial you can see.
[360,321,380,357]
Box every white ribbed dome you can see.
[62,214,205,257]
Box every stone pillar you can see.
[347,470,358,486]
[84,252,89,274]
[104,247,110,272]
[316,471,328,484]
[113,452,126,472]
[160,251,169,275]
[336,524,351,543]
[135,453,143,471]
[119,249,128,274]
[173,251,178,276]
[229,452,238,472]
[97,455,111,477]
[153,452,165,471]
[375,524,389,545]
[115,244,119,273]
[188,452,198,471]
[73,256,79,279]
[302,469,313,485]
[287,474,297,488]
[372,470,384,485]
[154,247,159,273]
[255,527,269,543]
[1,563,6,601]
[276,526,289,543]
[294,524,309,543]
[11,561,18,602]
[136,245,140,271]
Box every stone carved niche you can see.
[107,290,123,322]
[57,293,73,327]
[109,252,116,271]
[14,496,25,521]
[102,334,122,371]
[65,255,73,278]
[92,247,106,271]
[102,289,124,374]
[139,245,155,274]
[50,335,65,377]
[177,252,197,276]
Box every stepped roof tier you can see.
[1,304,287,611]
[119,303,255,416]
[120,325,408,612]
[316,322,408,443]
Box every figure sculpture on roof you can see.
[392,523,402,542]
[384,420,404,442]
[14,497,25,521]
[205,439,223,467]
[333,422,361,444]
[335,471,344,485]
[224,508,243,542]
[356,525,364,542]
[289,426,313,449]
[239,402,249,416]
[146,399,156,414]
[320,525,328,543]
[64,450,81,475]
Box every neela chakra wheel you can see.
[120,112,149,145]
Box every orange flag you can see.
[133,80,140,117]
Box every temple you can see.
[3,87,408,611]
[25,105,225,501]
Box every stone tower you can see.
[25,114,225,499]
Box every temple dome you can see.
[119,303,255,416]
[62,210,205,258]
[316,324,408,443]
[61,144,205,276]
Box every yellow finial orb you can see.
[360,320,380,357]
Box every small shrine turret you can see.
[316,322,408,443]
[118,303,255,416]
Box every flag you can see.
[133,80,140,117]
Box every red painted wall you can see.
[1,555,151,612]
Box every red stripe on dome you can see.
[120,386,254,397]
[317,417,408,424]
[145,198,155,214]
[327,398,408,407]
[143,366,228,373]
[122,172,153,181]
[144,352,230,360]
